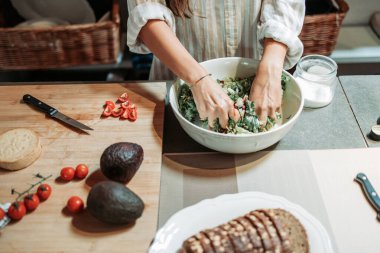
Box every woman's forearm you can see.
[139,20,207,83]
[260,38,287,70]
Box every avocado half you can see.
[87,181,144,224]
[100,142,144,183]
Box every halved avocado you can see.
[100,142,143,183]
[87,181,144,224]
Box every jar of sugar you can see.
[293,55,338,108]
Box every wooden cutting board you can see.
[0,82,166,253]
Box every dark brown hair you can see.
[165,0,192,18]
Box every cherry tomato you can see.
[117,92,129,103]
[24,194,40,211]
[8,202,26,221]
[75,164,89,179]
[66,196,84,214]
[0,208,5,220]
[60,167,75,181]
[37,183,52,201]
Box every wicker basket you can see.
[0,0,120,70]
[300,0,349,56]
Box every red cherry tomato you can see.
[0,208,5,220]
[24,194,40,211]
[75,164,89,179]
[37,183,52,201]
[66,196,84,213]
[8,202,26,221]
[60,167,75,181]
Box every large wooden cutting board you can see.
[0,82,166,253]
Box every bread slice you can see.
[203,227,234,253]
[252,211,282,253]
[272,209,309,253]
[235,217,263,251]
[0,128,42,171]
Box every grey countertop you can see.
[163,75,379,153]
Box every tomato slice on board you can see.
[102,106,113,117]
[120,101,130,109]
[105,100,116,109]
[111,107,124,117]
[120,108,129,119]
[117,92,129,103]
[128,108,137,121]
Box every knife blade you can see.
[355,172,380,221]
[23,94,93,131]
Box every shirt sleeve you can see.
[127,1,176,54]
[258,0,305,69]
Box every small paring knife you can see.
[355,172,380,221]
[23,94,93,132]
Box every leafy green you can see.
[178,74,288,134]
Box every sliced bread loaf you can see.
[180,208,310,253]
[0,128,42,171]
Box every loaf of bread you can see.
[180,208,309,253]
[0,128,42,171]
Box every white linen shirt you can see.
[127,0,305,80]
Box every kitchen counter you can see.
[0,75,380,253]
[163,75,379,153]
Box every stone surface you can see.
[340,75,380,147]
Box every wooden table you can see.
[0,82,166,253]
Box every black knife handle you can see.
[23,94,57,116]
[355,172,380,212]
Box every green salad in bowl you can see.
[178,74,290,134]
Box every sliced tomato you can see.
[117,92,129,103]
[120,108,129,119]
[102,106,113,117]
[104,100,115,109]
[111,107,124,117]
[128,108,137,121]
[128,103,136,109]
[0,208,5,220]
[120,101,130,109]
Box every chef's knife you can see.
[23,94,93,131]
[355,172,380,221]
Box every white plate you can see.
[11,0,95,24]
[149,192,334,253]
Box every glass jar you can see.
[293,55,338,108]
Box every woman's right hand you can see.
[190,75,240,129]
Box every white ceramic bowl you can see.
[169,57,303,154]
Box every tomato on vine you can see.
[8,202,26,221]
[24,194,40,211]
[37,183,52,201]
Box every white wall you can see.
[342,0,380,25]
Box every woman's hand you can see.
[249,38,287,125]
[191,75,240,129]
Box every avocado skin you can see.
[100,142,144,183]
[87,181,144,224]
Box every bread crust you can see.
[0,128,42,171]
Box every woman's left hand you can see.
[249,38,287,126]
[249,59,283,125]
